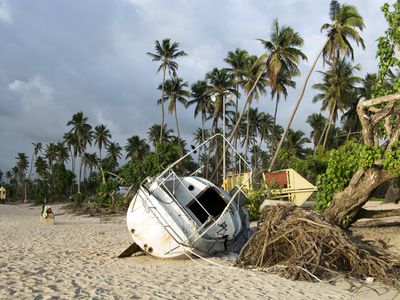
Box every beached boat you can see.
[120,134,252,259]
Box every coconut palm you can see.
[312,58,362,149]
[34,156,48,180]
[63,132,78,174]
[15,152,29,201]
[189,80,211,149]
[269,1,365,169]
[44,143,57,171]
[147,39,187,142]
[125,135,150,161]
[55,142,69,165]
[27,142,42,185]
[106,142,122,164]
[67,111,93,194]
[94,124,111,159]
[258,112,274,149]
[147,124,174,147]
[205,68,236,132]
[283,129,311,159]
[306,113,327,149]
[158,77,190,144]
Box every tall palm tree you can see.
[63,132,78,175]
[312,58,362,149]
[94,124,111,159]
[147,124,174,147]
[125,135,150,161]
[44,143,57,171]
[55,142,69,165]
[242,55,268,159]
[189,80,211,150]
[258,112,274,150]
[205,68,236,132]
[147,38,187,142]
[158,77,190,144]
[15,152,29,201]
[27,142,42,185]
[105,142,122,168]
[34,156,48,180]
[67,111,93,194]
[269,1,365,170]
[224,48,249,115]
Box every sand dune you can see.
[0,204,398,299]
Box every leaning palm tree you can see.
[158,77,190,144]
[125,135,150,161]
[147,39,187,143]
[312,58,362,149]
[67,112,93,194]
[268,1,365,170]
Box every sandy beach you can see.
[1,203,399,300]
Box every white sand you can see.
[0,204,399,299]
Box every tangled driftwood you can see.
[236,204,400,287]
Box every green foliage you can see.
[245,187,268,221]
[95,180,120,207]
[73,193,84,205]
[373,1,400,96]
[315,141,400,211]
[119,142,193,189]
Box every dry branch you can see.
[236,205,400,288]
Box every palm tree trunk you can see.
[322,102,336,149]
[160,68,166,143]
[268,39,328,172]
[272,95,280,153]
[174,106,183,155]
[244,105,250,161]
[313,121,329,156]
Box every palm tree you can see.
[306,113,327,149]
[242,55,268,159]
[189,80,211,150]
[147,124,174,147]
[67,112,93,194]
[283,129,311,159]
[224,48,249,115]
[312,58,362,149]
[147,38,187,142]
[63,132,78,175]
[94,124,111,159]
[44,143,57,171]
[15,152,29,201]
[34,156,48,180]
[258,112,274,150]
[158,77,190,144]
[205,68,236,132]
[27,142,42,186]
[55,142,69,165]
[269,1,365,170]
[106,142,122,164]
[125,135,150,161]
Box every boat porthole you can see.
[188,185,194,191]
[130,228,135,234]
[143,244,148,250]
[148,247,153,253]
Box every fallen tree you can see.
[236,205,400,287]
[322,93,400,227]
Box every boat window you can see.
[187,188,228,224]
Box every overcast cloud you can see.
[0,0,395,173]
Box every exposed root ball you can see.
[236,204,400,287]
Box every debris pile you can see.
[236,204,400,287]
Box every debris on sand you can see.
[236,204,400,288]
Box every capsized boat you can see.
[119,134,252,259]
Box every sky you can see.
[0,0,395,174]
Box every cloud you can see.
[0,0,12,23]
